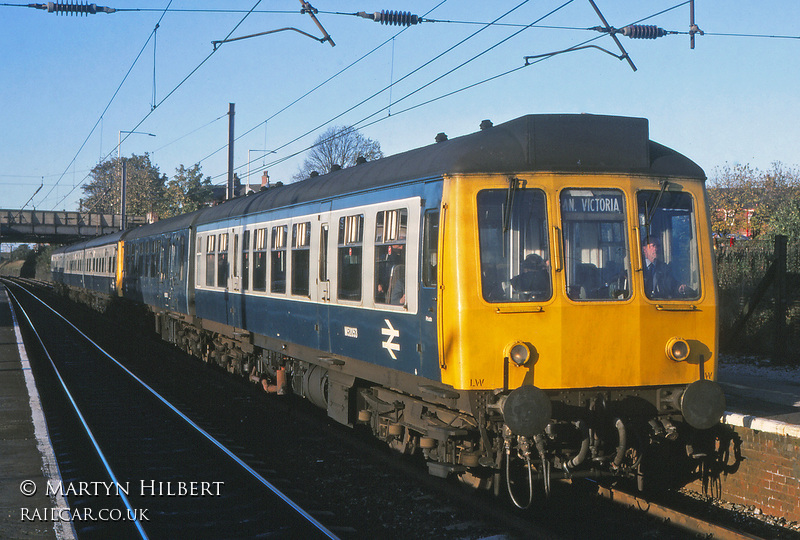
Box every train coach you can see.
[53,114,726,502]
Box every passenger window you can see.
[374,209,407,305]
[178,237,185,281]
[271,225,287,294]
[291,222,311,296]
[560,189,631,301]
[150,240,156,278]
[478,188,551,302]
[252,228,267,292]
[242,230,250,291]
[196,237,203,286]
[319,224,329,282]
[217,233,229,288]
[205,235,216,287]
[232,234,239,280]
[338,214,364,301]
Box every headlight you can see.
[506,341,531,366]
[665,337,690,362]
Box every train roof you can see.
[192,113,704,227]
[122,209,202,241]
[54,230,125,254]
[64,113,705,245]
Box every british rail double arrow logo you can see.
[381,319,400,359]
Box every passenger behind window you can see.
[386,264,405,305]
[510,254,550,300]
[376,245,404,305]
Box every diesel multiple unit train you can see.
[52,114,726,503]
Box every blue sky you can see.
[1,1,798,212]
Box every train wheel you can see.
[388,426,418,455]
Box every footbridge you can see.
[0,209,146,244]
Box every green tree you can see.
[81,154,167,218]
[707,162,800,238]
[10,244,31,261]
[163,164,215,217]
[294,126,383,181]
[707,163,761,237]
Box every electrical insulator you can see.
[357,10,421,26]
[620,25,667,39]
[28,2,116,15]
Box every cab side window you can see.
[422,211,439,287]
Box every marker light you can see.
[506,342,531,366]
[665,337,690,362]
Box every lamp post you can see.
[118,130,156,230]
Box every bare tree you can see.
[294,126,382,181]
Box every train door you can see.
[166,234,178,311]
[316,205,332,352]
[317,223,330,302]
[226,224,244,328]
[166,232,186,313]
[229,226,242,293]
[557,188,636,387]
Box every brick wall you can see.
[687,414,800,522]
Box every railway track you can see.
[5,279,341,539]
[4,278,792,539]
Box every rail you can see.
[5,279,340,539]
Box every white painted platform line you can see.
[723,411,800,439]
[3,287,76,540]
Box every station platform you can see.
[718,359,800,432]
[0,286,70,539]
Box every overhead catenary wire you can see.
[193,0,449,170]
[151,113,228,155]
[226,0,696,185]
[205,0,539,181]
[209,0,713,183]
[212,0,578,184]
[17,0,797,210]
[39,0,176,210]
[5,0,799,41]
[39,0,668,201]
[50,0,266,211]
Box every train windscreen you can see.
[478,188,551,303]
[560,189,631,301]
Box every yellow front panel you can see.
[116,240,125,295]
[438,173,717,392]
